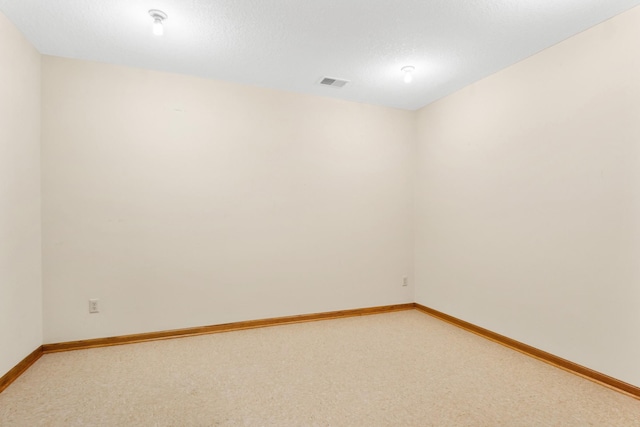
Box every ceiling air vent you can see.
[319,77,349,88]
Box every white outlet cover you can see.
[89,299,99,313]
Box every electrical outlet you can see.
[89,299,99,314]
[402,277,408,287]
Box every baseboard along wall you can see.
[0,346,43,394]
[412,304,640,400]
[40,304,415,353]
[2,303,639,400]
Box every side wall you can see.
[41,57,415,343]
[415,6,640,386]
[0,12,42,376]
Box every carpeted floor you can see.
[1,310,639,426]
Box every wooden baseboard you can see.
[0,346,43,394]
[413,303,640,400]
[42,303,415,353]
[5,303,639,401]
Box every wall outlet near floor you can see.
[402,277,408,287]
[89,299,99,313]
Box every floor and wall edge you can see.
[0,346,43,394]
[2,303,638,401]
[413,303,640,400]
[41,304,415,353]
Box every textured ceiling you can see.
[1,0,639,110]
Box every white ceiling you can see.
[1,0,639,110]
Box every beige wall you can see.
[0,12,42,377]
[415,6,640,386]
[41,57,415,343]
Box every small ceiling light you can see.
[149,9,168,36]
[401,66,415,84]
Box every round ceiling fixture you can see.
[401,66,415,84]
[149,9,168,36]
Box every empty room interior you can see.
[2,0,640,425]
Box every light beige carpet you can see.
[1,310,639,426]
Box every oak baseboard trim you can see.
[6,303,639,400]
[413,303,640,400]
[42,303,415,354]
[0,346,43,394]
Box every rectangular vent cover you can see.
[319,77,349,88]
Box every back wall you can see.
[42,56,415,343]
